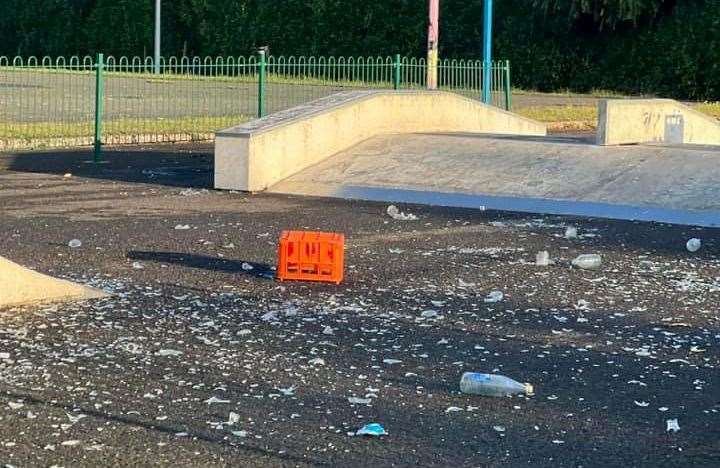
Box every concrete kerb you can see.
[0,256,108,308]
[214,90,547,192]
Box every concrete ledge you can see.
[597,99,720,146]
[214,90,547,192]
[0,256,108,308]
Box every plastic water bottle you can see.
[460,372,534,397]
[571,254,602,270]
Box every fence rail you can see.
[0,54,512,153]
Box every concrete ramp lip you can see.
[214,90,546,192]
[0,256,108,308]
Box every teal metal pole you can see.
[504,60,512,110]
[482,0,493,104]
[394,54,401,90]
[93,53,104,163]
[258,50,266,118]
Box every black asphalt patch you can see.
[0,144,719,467]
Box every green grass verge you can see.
[0,116,248,141]
[517,103,720,129]
[515,105,597,123]
[696,102,720,119]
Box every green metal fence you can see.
[0,54,512,153]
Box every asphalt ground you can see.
[0,144,719,467]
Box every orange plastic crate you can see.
[277,231,345,284]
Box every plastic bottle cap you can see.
[524,383,535,395]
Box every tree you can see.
[533,0,674,30]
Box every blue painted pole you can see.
[482,0,493,104]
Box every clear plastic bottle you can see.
[460,372,534,397]
[571,254,602,270]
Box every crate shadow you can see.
[127,251,275,279]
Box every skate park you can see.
[214,90,720,227]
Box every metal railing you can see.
[0,54,512,154]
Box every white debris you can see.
[155,349,183,357]
[260,311,278,322]
[387,205,418,221]
[179,188,209,196]
[241,262,254,271]
[686,238,702,253]
[492,425,506,432]
[67,239,82,248]
[278,386,295,396]
[348,397,372,405]
[0,352,10,360]
[420,309,438,319]
[535,251,551,266]
[231,430,248,437]
[61,440,81,446]
[564,227,578,239]
[204,396,231,405]
[227,412,240,425]
[634,401,650,407]
[308,358,325,366]
[131,261,144,270]
[383,359,402,365]
[322,326,334,335]
[8,402,24,410]
[666,419,680,432]
[174,224,191,230]
[484,290,504,303]
[445,406,464,413]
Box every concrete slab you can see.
[0,256,107,308]
[598,99,720,146]
[269,133,720,227]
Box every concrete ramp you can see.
[0,256,107,308]
[214,90,546,192]
[598,99,720,146]
[269,133,720,227]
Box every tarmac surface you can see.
[1,144,719,467]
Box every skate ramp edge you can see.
[0,256,108,308]
[214,90,547,192]
[598,99,720,146]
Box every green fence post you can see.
[393,54,401,90]
[504,60,512,111]
[93,53,105,163]
[257,50,266,118]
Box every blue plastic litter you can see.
[356,423,387,437]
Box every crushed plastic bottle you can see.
[564,227,578,239]
[67,239,82,248]
[686,238,702,253]
[386,205,418,221]
[571,254,602,270]
[536,251,551,266]
[460,372,534,397]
